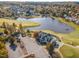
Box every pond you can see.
[17,17,74,33]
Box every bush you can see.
[0,42,5,49]
[0,48,8,58]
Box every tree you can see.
[19,23,23,30]
[46,43,54,57]
[6,23,17,34]
[19,24,26,37]
[27,29,30,33]
[2,22,6,28]
[12,23,17,28]
[9,36,15,45]
[33,32,38,38]
[0,42,5,49]
[0,48,8,58]
[4,29,9,35]
[0,36,5,43]
[19,23,23,33]
[12,23,17,32]
[26,29,32,37]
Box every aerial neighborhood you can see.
[0,2,79,58]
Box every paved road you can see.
[5,35,50,58]
[19,36,50,58]
[5,43,24,58]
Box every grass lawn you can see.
[0,18,40,28]
[0,28,4,32]
[59,44,79,58]
[55,17,79,46]
[32,17,79,58]
[33,30,79,58]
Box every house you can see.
[36,32,60,48]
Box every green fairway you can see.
[0,28,4,32]
[59,44,79,58]
[0,18,40,28]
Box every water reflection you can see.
[17,17,74,33]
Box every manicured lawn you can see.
[0,18,40,28]
[0,28,4,32]
[59,45,74,58]
[56,17,79,46]
[35,29,79,58]
[59,44,79,58]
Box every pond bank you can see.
[23,17,74,33]
[0,18,40,28]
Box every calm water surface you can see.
[17,17,74,33]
